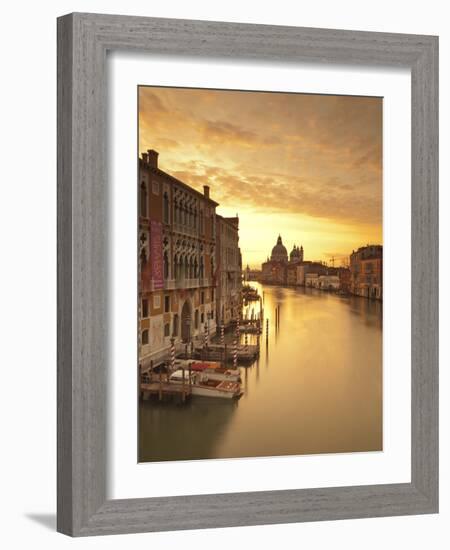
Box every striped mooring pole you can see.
[244,332,249,352]
[204,322,209,347]
[170,337,175,374]
[220,324,225,346]
[233,339,238,369]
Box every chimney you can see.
[203,185,210,199]
[141,152,148,163]
[147,149,159,168]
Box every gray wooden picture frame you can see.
[57,12,439,537]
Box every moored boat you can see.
[173,359,241,382]
[169,369,242,399]
[190,361,241,382]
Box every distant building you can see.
[305,273,319,288]
[244,265,262,281]
[216,215,242,328]
[350,245,383,299]
[337,267,351,294]
[139,149,219,366]
[318,275,340,290]
[261,235,304,285]
[297,261,328,286]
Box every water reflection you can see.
[139,282,382,462]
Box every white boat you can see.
[191,379,242,399]
[169,369,242,399]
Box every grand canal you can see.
[139,283,382,462]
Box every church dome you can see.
[271,235,288,262]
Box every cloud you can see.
[138,86,382,228]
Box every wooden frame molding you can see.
[57,12,438,536]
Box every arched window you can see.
[199,256,204,278]
[140,182,147,217]
[174,199,178,223]
[163,252,169,279]
[173,314,179,336]
[173,254,178,280]
[194,259,198,278]
[194,310,199,329]
[141,329,149,345]
[184,256,189,279]
[180,201,185,225]
[163,192,169,224]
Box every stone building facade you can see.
[261,235,304,285]
[297,261,328,286]
[215,215,242,328]
[139,149,218,366]
[349,245,383,299]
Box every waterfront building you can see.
[338,267,351,293]
[349,245,383,299]
[318,275,340,290]
[297,261,328,286]
[305,273,320,288]
[139,149,218,366]
[261,236,305,285]
[286,263,298,285]
[244,265,262,281]
[216,215,242,328]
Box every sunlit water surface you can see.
[139,283,382,462]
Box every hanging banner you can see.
[150,220,164,290]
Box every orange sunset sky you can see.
[139,86,382,268]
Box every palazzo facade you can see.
[139,150,218,366]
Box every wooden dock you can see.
[140,382,192,402]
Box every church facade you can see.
[261,235,304,285]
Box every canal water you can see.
[139,283,382,462]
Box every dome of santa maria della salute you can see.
[270,235,288,262]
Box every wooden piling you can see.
[182,367,186,403]
[158,368,162,401]
[170,337,175,381]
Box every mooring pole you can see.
[233,339,238,369]
[182,367,186,403]
[170,337,175,381]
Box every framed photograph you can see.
[57,13,438,536]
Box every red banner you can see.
[150,220,164,290]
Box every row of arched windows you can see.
[172,255,204,280]
[141,181,213,241]
[158,251,215,281]
[174,198,198,228]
